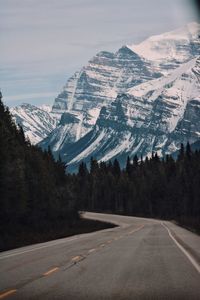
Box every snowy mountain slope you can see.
[45,47,158,151]
[11,104,58,144]
[39,104,52,113]
[126,56,200,156]
[65,55,200,169]
[60,102,135,170]
[127,57,198,133]
[128,22,200,71]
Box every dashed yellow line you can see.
[129,225,144,234]
[43,267,59,276]
[0,289,17,299]
[71,255,82,263]
[88,248,96,253]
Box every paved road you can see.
[0,212,200,299]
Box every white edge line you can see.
[161,222,200,274]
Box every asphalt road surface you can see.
[0,212,200,299]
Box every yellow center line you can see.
[0,289,17,299]
[128,225,144,234]
[71,255,82,262]
[43,267,59,276]
[88,248,96,253]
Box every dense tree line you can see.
[0,94,78,249]
[76,145,200,232]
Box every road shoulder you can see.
[163,221,200,267]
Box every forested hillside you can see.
[0,93,78,222]
[0,95,80,250]
[76,146,200,233]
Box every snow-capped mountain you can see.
[128,22,200,72]
[40,23,200,164]
[40,46,160,155]
[11,104,58,144]
[52,55,200,170]
[38,22,200,168]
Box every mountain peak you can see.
[128,22,200,62]
[115,46,140,58]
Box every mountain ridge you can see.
[11,103,58,144]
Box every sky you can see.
[0,0,199,107]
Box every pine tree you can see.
[90,157,99,175]
[126,156,131,177]
[78,161,88,178]
[113,159,121,178]
[133,155,138,167]
[178,143,185,161]
[186,142,191,159]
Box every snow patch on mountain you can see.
[39,104,52,113]
[69,129,107,164]
[100,132,132,162]
[87,108,101,125]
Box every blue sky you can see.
[0,0,198,107]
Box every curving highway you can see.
[0,212,200,299]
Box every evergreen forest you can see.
[77,148,200,233]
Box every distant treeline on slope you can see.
[0,94,78,249]
[76,145,200,233]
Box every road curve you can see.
[0,212,200,299]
